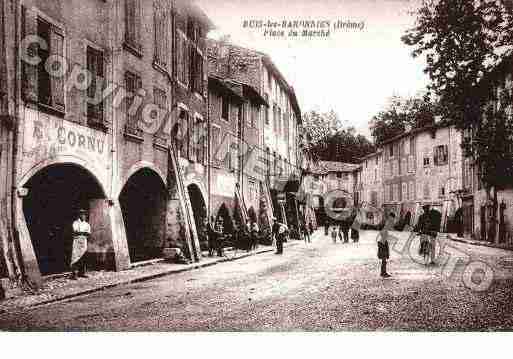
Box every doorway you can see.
[119,168,166,263]
[22,164,104,275]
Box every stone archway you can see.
[119,168,167,263]
[22,163,105,275]
[187,183,207,251]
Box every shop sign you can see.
[213,172,236,197]
[22,108,110,167]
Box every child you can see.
[331,226,338,243]
[377,212,395,277]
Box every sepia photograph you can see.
[1,0,513,341]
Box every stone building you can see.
[206,39,303,230]
[374,124,463,230]
[358,151,384,225]
[305,161,360,224]
[0,0,213,293]
[462,56,513,244]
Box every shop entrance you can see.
[187,184,207,240]
[119,168,166,263]
[22,164,105,275]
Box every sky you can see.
[195,0,429,138]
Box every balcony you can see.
[124,124,144,143]
[153,134,168,151]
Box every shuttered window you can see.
[264,94,269,125]
[87,46,104,126]
[125,0,141,52]
[189,47,204,95]
[174,109,188,158]
[125,71,142,129]
[154,0,168,68]
[434,145,448,166]
[176,32,188,86]
[221,96,229,121]
[22,7,65,112]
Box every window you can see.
[22,9,65,112]
[402,182,407,202]
[371,191,378,207]
[174,108,188,157]
[410,137,415,154]
[154,0,169,68]
[250,103,259,128]
[86,46,104,127]
[186,17,201,43]
[125,71,142,129]
[439,183,446,198]
[189,47,204,95]
[409,181,415,201]
[276,106,282,134]
[264,94,269,125]
[221,96,229,121]
[423,181,430,199]
[125,0,141,52]
[401,157,407,175]
[389,144,394,158]
[434,145,448,166]
[227,132,238,170]
[408,155,415,173]
[336,172,342,179]
[211,125,221,162]
[404,139,410,155]
[176,32,188,86]
[194,116,207,165]
[154,87,167,110]
[423,156,430,167]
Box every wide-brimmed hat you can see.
[79,209,88,214]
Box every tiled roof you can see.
[311,161,361,174]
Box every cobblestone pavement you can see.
[2,230,513,331]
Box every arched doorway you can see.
[187,184,207,250]
[22,164,105,275]
[119,168,166,263]
[217,203,234,235]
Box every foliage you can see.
[369,94,439,145]
[302,110,375,163]
[402,0,513,187]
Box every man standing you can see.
[70,209,91,279]
[272,217,284,254]
[415,204,437,265]
[207,216,217,257]
[340,215,350,243]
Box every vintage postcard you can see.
[1,0,513,338]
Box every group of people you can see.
[68,203,440,281]
[204,215,296,257]
[376,204,440,278]
[324,211,360,244]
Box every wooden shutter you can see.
[183,38,189,87]
[21,6,39,103]
[50,25,65,111]
[189,45,195,91]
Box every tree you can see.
[402,0,513,242]
[302,110,375,163]
[369,94,438,145]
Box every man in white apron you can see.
[70,209,91,279]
